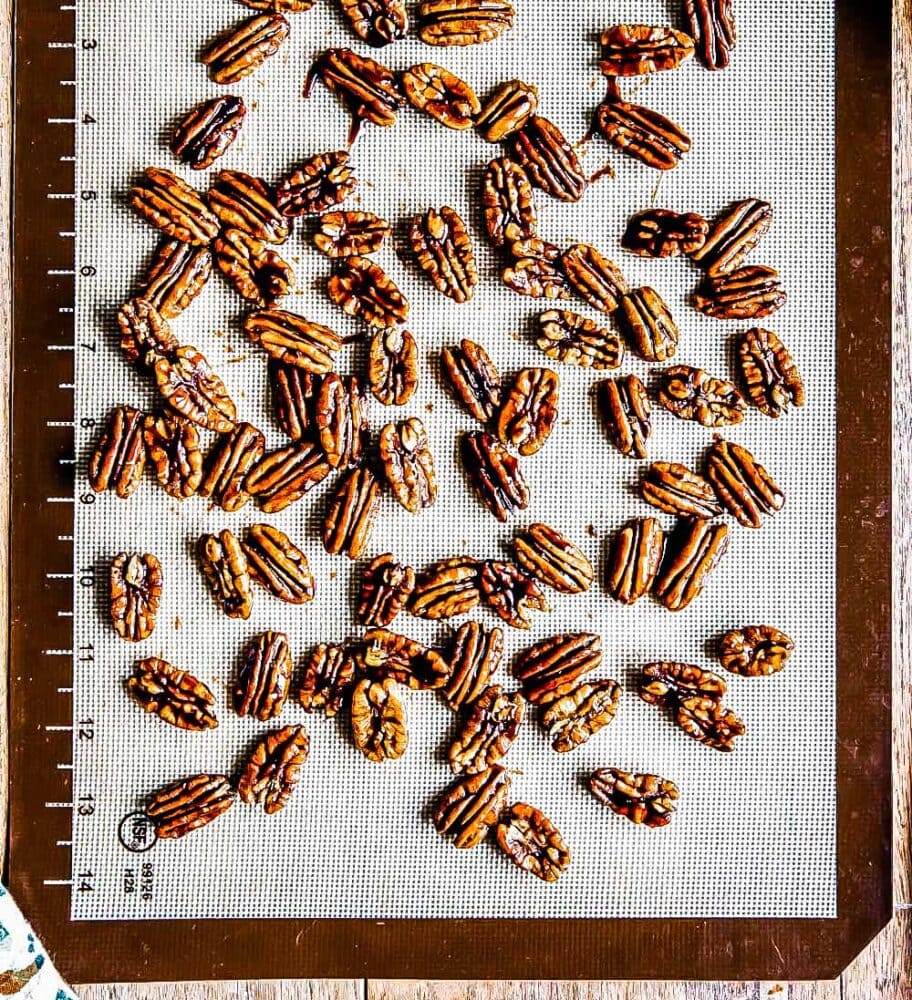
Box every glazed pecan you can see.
[235,630,293,720]
[322,466,381,559]
[705,436,784,528]
[440,338,501,421]
[642,462,722,519]
[238,725,310,814]
[351,677,408,762]
[589,768,678,827]
[171,96,245,170]
[433,766,510,848]
[561,243,629,314]
[536,310,623,370]
[358,553,416,626]
[147,774,236,839]
[676,695,745,751]
[541,679,620,753]
[737,328,804,418]
[475,79,538,142]
[509,116,587,202]
[128,657,217,731]
[656,366,746,427]
[299,643,356,716]
[215,228,295,307]
[416,0,515,47]
[270,363,320,440]
[513,523,593,595]
[615,287,678,362]
[242,523,315,604]
[245,309,342,373]
[653,519,729,612]
[409,556,481,619]
[622,209,708,258]
[502,258,570,300]
[379,418,437,512]
[595,375,651,458]
[481,157,537,248]
[509,237,562,262]
[89,405,147,498]
[718,625,794,677]
[368,328,418,406]
[496,367,560,456]
[693,265,786,320]
[479,560,550,630]
[409,206,478,303]
[327,256,409,329]
[512,632,601,706]
[143,413,203,500]
[690,198,772,276]
[356,628,450,690]
[402,63,480,130]
[199,422,264,512]
[139,243,212,319]
[202,13,289,84]
[210,169,289,244]
[315,373,369,469]
[277,151,357,218]
[595,87,691,171]
[240,0,316,11]
[461,431,529,521]
[599,24,695,76]
[639,661,727,707]
[153,346,237,433]
[110,553,162,642]
[314,210,391,258]
[605,517,664,605]
[443,622,504,711]
[339,0,408,47]
[449,685,524,774]
[130,167,219,245]
[495,803,570,881]
[685,0,736,70]
[245,441,332,512]
[198,529,253,619]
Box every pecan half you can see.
[599,24,695,76]
[171,96,245,170]
[689,198,772,276]
[737,328,804,418]
[277,151,357,217]
[199,422,265,512]
[89,405,147,498]
[479,560,550,630]
[235,630,293,720]
[214,228,295,307]
[512,632,601,706]
[356,628,450,690]
[509,116,587,202]
[653,519,729,612]
[537,309,623,370]
[595,375,651,458]
[209,169,289,244]
[461,431,528,521]
[245,309,343,372]
[656,366,746,427]
[299,643,356,716]
[433,766,510,848]
[615,287,678,362]
[595,87,691,171]
[238,725,310,814]
[496,803,570,880]
[153,346,237,433]
[202,13,289,84]
[693,265,787,320]
[379,418,437,512]
[198,530,253,619]
[475,79,538,142]
[128,657,217,731]
[242,523,315,604]
[509,237,562,262]
[327,256,409,329]
[718,625,795,677]
[642,462,722,519]
[705,437,784,528]
[358,553,416,626]
[605,517,664,605]
[139,243,212,319]
[481,157,537,248]
[315,373,369,469]
[443,622,503,710]
[440,338,501,420]
[541,679,620,753]
[561,243,629,313]
[147,774,236,839]
[502,258,570,300]
[270,363,320,440]
[409,556,481,619]
[240,0,316,11]
[416,0,515,47]
[409,206,478,303]
[589,768,678,827]
[246,441,332,512]
[685,0,736,70]
[110,553,162,642]
[143,413,203,500]
[622,209,708,258]
[339,0,408,47]
[130,167,219,246]
[322,466,381,559]
[513,523,594,594]
[449,685,524,774]
[676,695,745,751]
[402,63,480,130]
[314,210,391,257]
[351,677,408,762]
[496,367,560,456]
[639,661,727,706]
[368,328,418,406]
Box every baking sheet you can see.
[71,0,835,920]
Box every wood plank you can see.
[77,982,363,999]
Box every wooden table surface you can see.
[2,3,908,998]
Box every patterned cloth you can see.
[0,886,76,999]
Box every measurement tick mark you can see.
[47,269,75,276]
[43,879,74,886]
[45,726,73,733]
[48,117,77,124]
[47,420,74,427]
[47,192,76,199]
[47,41,76,47]
[46,572,73,579]
[47,496,75,504]
[56,840,73,847]
[43,649,74,656]
[45,802,74,808]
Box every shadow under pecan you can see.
[599,24,695,77]
[171,95,246,170]
[245,309,343,373]
[299,642,356,716]
[595,374,651,459]
[440,338,501,421]
[214,228,295,307]
[202,13,289,85]
[479,560,550,630]
[238,725,310,814]
[689,198,772,277]
[358,553,416,627]
[409,556,481,620]
[369,328,418,406]
[641,461,722,520]
[621,209,708,258]
[235,630,293,720]
[379,417,437,513]
[89,405,147,498]
[604,517,664,605]
[655,365,746,427]
[685,0,736,70]
[615,287,679,362]
[509,115,586,202]
[496,367,560,456]
[717,625,795,677]
[433,765,510,848]
[410,206,478,303]
[481,157,537,249]
[339,0,408,47]
[242,523,315,604]
[512,632,601,706]
[449,685,524,774]
[199,422,265,513]
[542,679,620,753]
[461,431,529,521]
[128,657,217,731]
[652,519,729,612]
[327,256,409,329]
[143,412,203,500]
[705,436,785,528]
[314,210,391,258]
[130,167,219,246]
[402,62,479,130]
[276,150,357,217]
[536,309,624,371]
[589,768,679,827]
[476,79,538,142]
[416,0,515,47]
[140,242,212,320]
[442,621,504,711]
[245,441,332,512]
[147,774,236,839]
[513,523,593,594]
[153,346,237,433]
[737,328,805,418]
[351,677,408,762]
[197,529,253,620]
[322,466,382,559]
[110,552,162,642]
[356,628,450,690]
[209,169,289,244]
[495,803,570,882]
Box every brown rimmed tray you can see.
[7,1,892,983]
